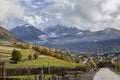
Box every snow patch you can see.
[49,32,57,37]
[25,24,29,27]
[76,32,82,35]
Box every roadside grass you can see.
[7,74,52,80]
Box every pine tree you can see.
[11,49,22,63]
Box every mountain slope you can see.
[44,25,84,37]
[81,28,120,42]
[0,26,17,41]
[42,27,120,52]
[10,24,48,42]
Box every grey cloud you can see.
[0,0,25,22]
[44,0,120,31]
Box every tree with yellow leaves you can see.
[90,60,96,69]
[75,58,83,64]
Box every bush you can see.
[28,54,32,60]
[115,61,120,70]
[33,53,39,59]
[97,61,105,68]
[97,61,114,68]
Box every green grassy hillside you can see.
[0,42,83,69]
[5,56,81,68]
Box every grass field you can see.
[0,43,83,69]
[0,45,36,61]
[5,56,82,68]
[19,49,36,57]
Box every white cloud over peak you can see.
[43,0,120,31]
[23,15,48,27]
[1,0,120,31]
[0,0,25,22]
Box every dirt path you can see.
[93,68,120,80]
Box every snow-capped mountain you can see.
[83,28,120,42]
[23,13,60,31]
[0,12,59,31]
[42,26,120,53]
[46,27,120,44]
[10,24,48,43]
[10,24,120,53]
[43,25,85,37]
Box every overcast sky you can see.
[1,0,120,31]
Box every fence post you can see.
[39,67,45,80]
[48,61,50,74]
[2,65,5,80]
[28,67,31,80]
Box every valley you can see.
[1,0,120,80]
[0,25,120,80]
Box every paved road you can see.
[93,68,120,80]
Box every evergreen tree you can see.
[11,49,22,63]
[28,54,32,60]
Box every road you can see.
[93,68,120,80]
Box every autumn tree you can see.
[65,56,73,62]
[49,52,56,57]
[61,54,66,61]
[90,60,96,68]
[44,47,50,55]
[75,58,82,64]
[115,61,120,70]
[55,53,62,59]
[14,43,30,49]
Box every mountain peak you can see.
[24,24,30,27]
[44,25,84,37]
[10,24,46,41]
[104,27,119,31]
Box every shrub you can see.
[33,53,39,59]
[28,54,32,60]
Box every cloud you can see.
[1,0,120,31]
[0,0,25,22]
[43,0,120,31]
[23,15,48,27]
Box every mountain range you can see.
[10,24,120,53]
